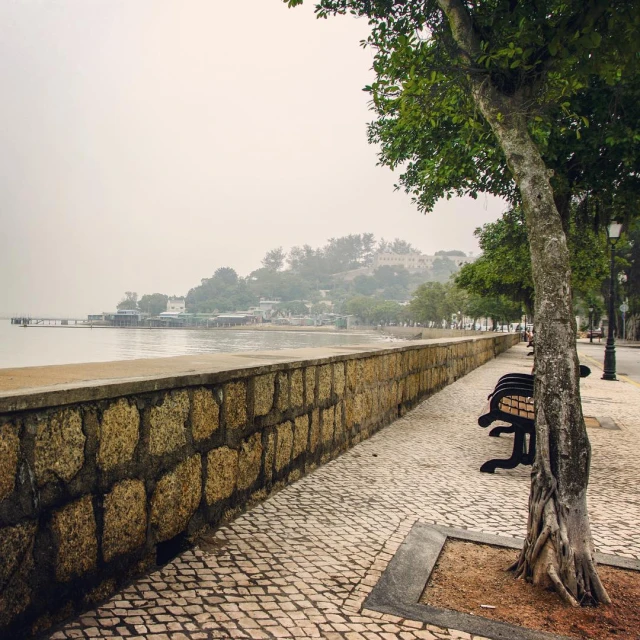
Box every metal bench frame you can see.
[478,366,590,474]
[478,380,535,473]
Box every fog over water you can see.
[0,320,391,369]
[0,0,505,318]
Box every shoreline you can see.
[9,323,371,333]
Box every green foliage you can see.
[373,265,409,288]
[213,267,240,287]
[370,300,404,324]
[343,295,376,323]
[310,301,332,314]
[262,247,286,271]
[276,300,310,315]
[186,268,257,313]
[377,238,415,254]
[248,268,313,301]
[343,295,404,324]
[408,282,460,326]
[138,293,168,316]
[116,291,138,311]
[353,275,378,296]
[323,233,377,270]
[456,210,534,312]
[465,294,523,327]
[182,233,469,316]
[286,0,640,230]
[431,256,458,283]
[455,208,608,313]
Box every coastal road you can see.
[577,339,640,385]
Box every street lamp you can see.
[603,221,623,381]
[458,310,462,330]
[588,306,594,344]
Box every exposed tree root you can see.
[511,460,611,607]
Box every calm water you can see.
[0,320,390,369]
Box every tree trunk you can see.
[438,0,610,606]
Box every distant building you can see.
[214,314,256,326]
[110,309,143,327]
[374,252,434,271]
[167,297,186,313]
[257,299,281,320]
[374,251,476,271]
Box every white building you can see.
[167,296,186,313]
[374,252,435,271]
[374,251,476,271]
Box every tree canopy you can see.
[456,208,609,314]
[137,293,168,316]
[116,291,138,311]
[286,0,640,225]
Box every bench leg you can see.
[521,429,536,465]
[480,427,526,473]
[489,425,515,437]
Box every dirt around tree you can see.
[420,540,640,639]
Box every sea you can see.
[0,320,390,369]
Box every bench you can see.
[478,365,591,473]
[478,379,535,473]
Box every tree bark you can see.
[437,0,610,606]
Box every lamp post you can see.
[588,306,594,344]
[603,221,622,381]
[458,310,462,330]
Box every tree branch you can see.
[435,0,482,63]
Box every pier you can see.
[10,316,88,326]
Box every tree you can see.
[373,265,409,289]
[409,281,472,327]
[276,300,309,315]
[248,268,313,301]
[286,0,640,605]
[117,291,138,311]
[324,233,377,271]
[214,267,239,286]
[311,301,332,315]
[353,275,378,296]
[138,293,169,316]
[262,247,286,272]
[430,256,458,283]
[343,295,377,324]
[378,237,416,254]
[464,293,522,330]
[186,268,257,313]
[408,282,449,326]
[456,210,535,314]
[456,209,609,316]
[370,300,403,325]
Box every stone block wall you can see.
[0,334,518,636]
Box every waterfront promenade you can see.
[46,343,639,640]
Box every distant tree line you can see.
[180,233,469,316]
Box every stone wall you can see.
[379,326,503,340]
[0,334,519,637]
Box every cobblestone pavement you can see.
[49,345,640,640]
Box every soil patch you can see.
[420,539,640,639]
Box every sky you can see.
[0,0,506,317]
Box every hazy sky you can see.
[0,0,506,317]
